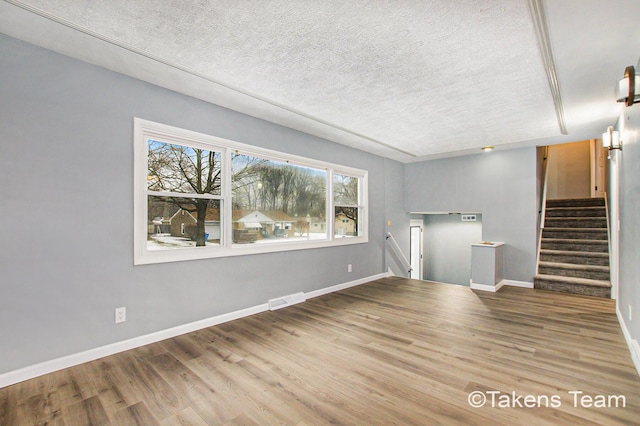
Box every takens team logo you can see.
[468,390,626,409]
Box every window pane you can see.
[334,206,360,237]
[333,174,358,206]
[147,196,221,250]
[231,153,327,243]
[147,139,221,195]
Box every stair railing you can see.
[386,232,413,277]
[536,147,550,275]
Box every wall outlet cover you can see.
[115,307,126,323]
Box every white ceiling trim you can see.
[526,0,567,135]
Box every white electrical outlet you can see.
[630,305,633,321]
[348,264,352,272]
[115,307,126,323]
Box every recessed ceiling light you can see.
[481,146,495,152]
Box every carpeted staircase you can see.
[534,198,611,298]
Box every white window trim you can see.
[333,171,366,238]
[134,118,368,265]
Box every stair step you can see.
[537,197,610,298]
[542,228,608,240]
[545,206,606,218]
[546,198,605,208]
[538,261,610,280]
[534,274,611,287]
[539,249,609,266]
[540,238,609,252]
[534,274,611,298]
[544,217,607,228]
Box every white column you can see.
[608,147,620,300]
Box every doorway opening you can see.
[544,140,608,200]
[409,220,423,280]
[410,213,483,286]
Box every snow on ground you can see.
[147,234,218,250]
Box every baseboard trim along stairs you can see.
[534,197,611,298]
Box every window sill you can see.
[134,235,369,265]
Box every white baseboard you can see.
[0,272,386,389]
[616,306,640,378]
[470,279,533,293]
[470,281,504,292]
[0,303,268,389]
[306,272,391,299]
[502,279,534,288]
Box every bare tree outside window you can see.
[231,154,326,241]
[147,140,221,247]
[334,174,361,237]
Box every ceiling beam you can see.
[527,0,568,135]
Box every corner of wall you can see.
[616,306,640,377]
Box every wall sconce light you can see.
[602,126,622,150]
[616,66,640,107]
[481,146,494,152]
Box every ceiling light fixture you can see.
[602,126,622,150]
[616,66,640,107]
[481,146,494,152]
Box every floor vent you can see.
[268,292,306,311]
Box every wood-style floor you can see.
[1,277,639,425]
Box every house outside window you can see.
[134,118,368,264]
[231,153,327,243]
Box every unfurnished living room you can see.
[1,1,640,425]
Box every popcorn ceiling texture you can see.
[20,0,561,157]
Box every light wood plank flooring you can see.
[1,277,639,425]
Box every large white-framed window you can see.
[134,118,368,265]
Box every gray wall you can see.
[404,147,538,283]
[383,159,411,275]
[618,75,640,359]
[422,214,482,286]
[0,35,405,374]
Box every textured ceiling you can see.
[1,0,639,162]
